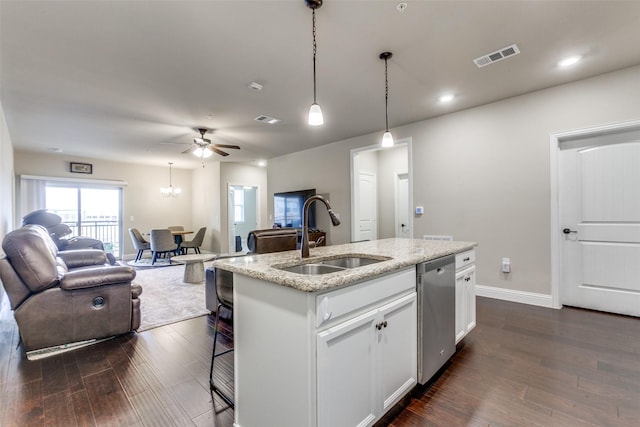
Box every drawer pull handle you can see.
[463,257,470,262]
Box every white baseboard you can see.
[476,284,555,309]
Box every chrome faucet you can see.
[301,195,341,258]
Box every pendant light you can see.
[306,0,324,126]
[160,162,181,197]
[380,51,394,148]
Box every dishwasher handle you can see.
[416,254,455,274]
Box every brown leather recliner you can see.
[0,224,142,352]
[246,228,298,254]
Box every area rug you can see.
[134,265,210,332]
[126,258,176,268]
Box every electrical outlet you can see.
[501,257,511,273]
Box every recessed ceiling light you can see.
[248,81,263,91]
[558,55,581,68]
[439,94,454,103]
[396,2,408,13]
[48,147,62,153]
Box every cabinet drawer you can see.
[316,267,415,328]
[455,250,475,271]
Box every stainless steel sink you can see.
[318,256,385,269]
[278,263,346,275]
[274,255,390,275]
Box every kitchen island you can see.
[212,238,476,427]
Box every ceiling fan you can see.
[182,128,241,158]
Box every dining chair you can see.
[128,228,150,262]
[149,229,178,264]
[180,227,206,254]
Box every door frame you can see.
[227,183,260,253]
[350,137,413,243]
[549,119,640,309]
[394,172,409,238]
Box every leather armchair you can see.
[246,228,298,254]
[0,224,142,353]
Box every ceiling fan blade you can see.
[212,147,230,157]
[213,144,240,150]
[181,146,195,154]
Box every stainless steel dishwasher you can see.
[417,254,456,384]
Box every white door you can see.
[395,173,410,238]
[560,140,640,316]
[355,171,377,242]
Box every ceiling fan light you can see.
[308,103,324,126]
[381,131,394,148]
[202,147,213,158]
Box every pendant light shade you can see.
[306,0,324,126]
[380,51,394,147]
[308,103,323,126]
[381,131,394,148]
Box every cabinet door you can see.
[455,270,466,344]
[465,265,477,334]
[317,309,378,427]
[379,293,417,413]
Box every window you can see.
[233,187,245,223]
[45,184,122,256]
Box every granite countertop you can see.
[212,238,476,293]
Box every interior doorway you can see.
[350,138,412,242]
[551,120,640,316]
[228,184,258,253]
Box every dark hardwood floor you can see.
[1,295,639,426]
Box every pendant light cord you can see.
[312,8,318,104]
[384,56,389,132]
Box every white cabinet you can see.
[234,267,416,427]
[455,250,476,344]
[317,292,417,427]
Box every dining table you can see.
[170,230,193,246]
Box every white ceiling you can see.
[2,0,640,169]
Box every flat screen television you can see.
[273,189,316,230]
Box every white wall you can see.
[268,64,640,297]
[13,151,195,258]
[0,100,15,244]
[192,162,222,253]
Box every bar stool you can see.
[209,265,235,407]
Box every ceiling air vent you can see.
[473,44,520,68]
[254,115,280,124]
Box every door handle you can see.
[562,228,577,234]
